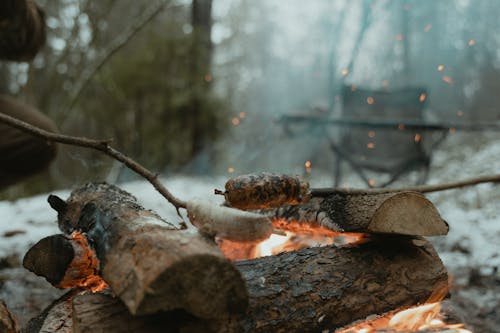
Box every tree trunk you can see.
[188,0,213,168]
[270,191,449,236]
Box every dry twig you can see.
[0,112,187,212]
[311,174,500,196]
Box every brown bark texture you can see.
[27,183,248,319]
[271,191,449,236]
[0,300,19,333]
[24,236,447,333]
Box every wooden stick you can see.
[0,112,187,212]
[311,173,500,196]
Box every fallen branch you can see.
[311,173,500,196]
[0,112,186,212]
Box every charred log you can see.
[24,234,447,332]
[270,191,449,236]
[25,183,248,319]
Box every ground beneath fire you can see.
[1,131,499,332]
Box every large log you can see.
[270,191,449,236]
[24,183,248,319]
[24,235,448,333]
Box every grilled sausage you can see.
[215,172,311,210]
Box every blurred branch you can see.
[66,0,174,113]
[0,111,187,212]
[311,174,500,196]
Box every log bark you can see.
[25,183,248,319]
[270,191,449,236]
[0,300,19,333]
[24,236,448,333]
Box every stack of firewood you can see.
[0,176,457,332]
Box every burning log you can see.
[0,300,19,333]
[24,235,447,332]
[23,183,248,319]
[270,191,449,236]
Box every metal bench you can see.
[331,85,434,187]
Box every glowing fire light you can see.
[366,97,374,105]
[468,39,475,46]
[414,133,421,142]
[341,69,349,76]
[367,142,375,149]
[339,302,472,333]
[232,117,240,126]
[305,160,312,173]
[227,167,235,173]
[437,64,444,71]
[239,111,246,118]
[368,179,376,187]
[204,74,213,82]
[58,231,109,293]
[442,75,454,84]
[419,93,426,102]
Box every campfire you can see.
[1,174,474,332]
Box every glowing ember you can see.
[341,69,349,76]
[366,97,374,105]
[437,64,444,71]
[58,231,109,293]
[367,142,375,149]
[419,93,427,102]
[442,75,454,84]
[368,179,376,187]
[305,160,312,173]
[414,133,421,142]
[468,39,475,46]
[338,302,472,333]
[227,167,235,173]
[239,111,246,118]
[232,117,240,126]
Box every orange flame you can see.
[338,301,472,333]
[58,231,109,293]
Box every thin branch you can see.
[311,174,500,196]
[0,112,187,212]
[65,0,174,113]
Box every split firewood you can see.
[269,191,449,236]
[24,236,447,333]
[24,183,248,319]
[0,300,19,333]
